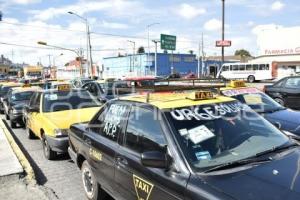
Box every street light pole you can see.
[146,23,159,70]
[37,41,83,76]
[221,0,225,64]
[152,40,160,77]
[68,11,92,78]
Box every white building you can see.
[251,26,300,79]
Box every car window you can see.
[273,80,285,88]
[285,78,300,88]
[90,103,128,141]
[125,106,167,153]
[29,92,40,107]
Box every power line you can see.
[0,21,201,43]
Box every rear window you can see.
[42,90,101,112]
[11,91,34,101]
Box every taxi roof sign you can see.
[57,84,71,91]
[186,91,214,101]
[229,80,246,88]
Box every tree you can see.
[234,49,252,57]
[137,46,145,54]
[188,50,194,55]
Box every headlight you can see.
[54,129,69,137]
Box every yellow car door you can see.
[27,92,42,137]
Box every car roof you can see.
[120,92,235,109]
[11,86,41,93]
[42,88,86,94]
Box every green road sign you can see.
[161,34,176,50]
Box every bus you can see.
[217,62,273,82]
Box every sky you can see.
[0,0,299,66]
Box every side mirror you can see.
[97,97,107,104]
[141,151,172,169]
[28,106,39,113]
[274,122,281,129]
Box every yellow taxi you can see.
[26,84,102,160]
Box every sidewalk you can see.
[0,120,57,200]
[0,127,23,176]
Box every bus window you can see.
[259,64,266,70]
[246,64,252,70]
[253,64,258,70]
[222,65,229,71]
[232,65,239,71]
[239,65,245,70]
[266,64,270,70]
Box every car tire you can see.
[10,120,17,129]
[247,75,255,83]
[42,136,56,160]
[26,126,35,139]
[81,160,105,200]
[274,97,285,106]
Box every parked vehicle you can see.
[217,62,272,82]
[25,85,102,160]
[264,76,300,109]
[221,80,300,136]
[68,90,300,200]
[4,86,40,128]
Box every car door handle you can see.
[116,157,128,166]
[85,138,92,145]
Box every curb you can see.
[0,120,36,183]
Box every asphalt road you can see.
[2,117,86,200]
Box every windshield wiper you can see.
[261,107,286,114]
[255,142,298,157]
[204,142,299,173]
[204,156,272,173]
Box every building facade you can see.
[102,53,198,78]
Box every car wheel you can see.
[81,160,104,200]
[10,120,17,129]
[247,75,255,83]
[274,98,285,106]
[42,136,56,160]
[26,126,35,139]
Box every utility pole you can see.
[146,23,159,71]
[221,0,225,63]
[128,40,135,74]
[197,42,200,78]
[88,25,93,77]
[48,54,52,67]
[152,40,159,77]
[201,33,205,75]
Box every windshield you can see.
[0,86,18,96]
[164,101,289,171]
[222,88,284,113]
[10,91,34,101]
[42,90,101,112]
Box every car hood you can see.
[263,109,300,134]
[43,107,100,129]
[200,148,300,200]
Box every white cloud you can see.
[271,1,285,11]
[247,21,255,27]
[101,20,129,29]
[177,3,206,19]
[11,0,41,4]
[204,18,222,31]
